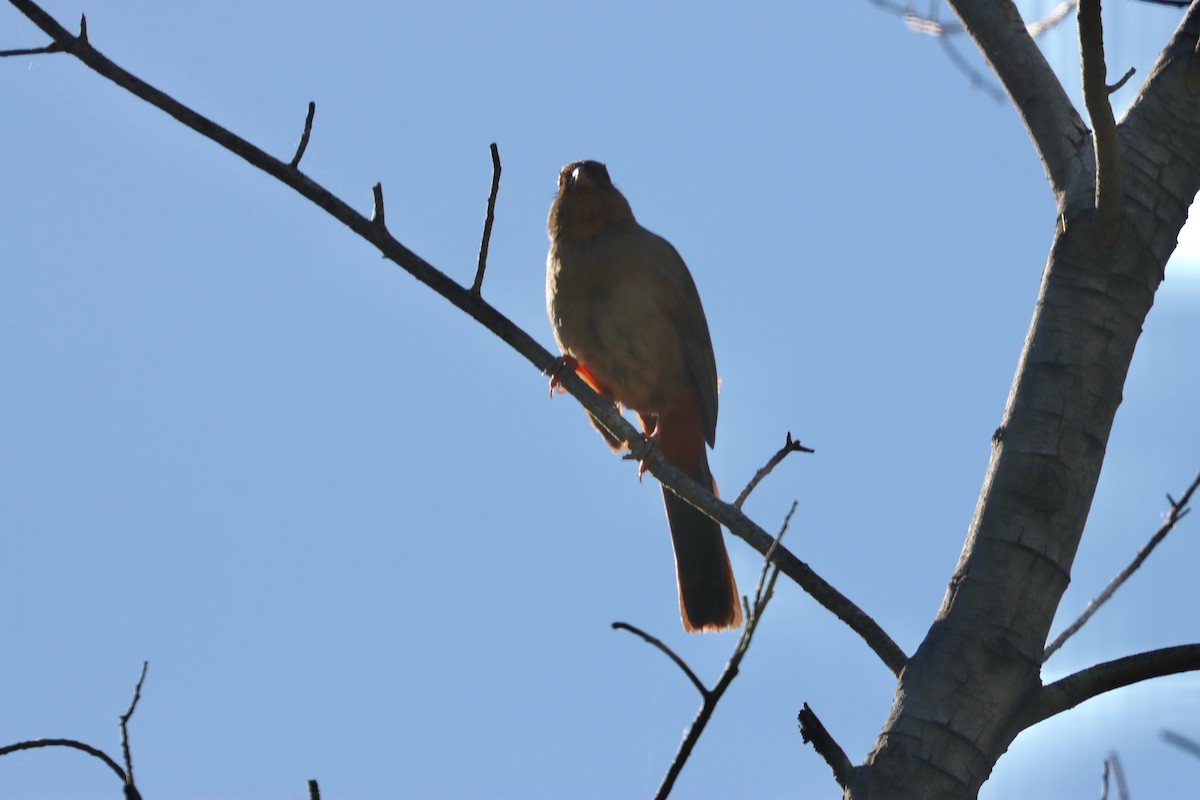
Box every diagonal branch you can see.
[1025,644,1200,727]
[4,0,906,677]
[1044,469,1200,661]
[733,432,814,510]
[945,0,1088,206]
[648,502,796,800]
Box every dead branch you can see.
[733,432,814,510]
[643,502,796,800]
[290,101,316,169]
[471,142,502,296]
[798,703,855,790]
[1044,469,1200,661]
[5,0,906,677]
[0,661,149,799]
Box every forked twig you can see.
[0,661,149,799]
[1044,469,1200,661]
[616,502,797,800]
[733,432,814,510]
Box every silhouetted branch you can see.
[799,703,854,790]
[471,142,502,296]
[612,622,707,697]
[0,661,149,799]
[308,778,322,800]
[1161,729,1200,760]
[649,502,796,800]
[5,0,905,677]
[119,661,148,788]
[1045,469,1200,661]
[290,101,316,168]
[733,432,814,509]
[1029,644,1200,727]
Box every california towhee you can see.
[546,160,741,633]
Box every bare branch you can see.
[1108,752,1129,800]
[471,142,502,296]
[651,503,795,800]
[733,432,814,510]
[1078,0,1121,231]
[5,0,905,677]
[612,622,708,698]
[1028,644,1200,727]
[1161,729,1200,760]
[308,778,322,800]
[1044,469,1200,661]
[799,703,855,790]
[1109,66,1136,94]
[289,101,316,169]
[946,0,1088,206]
[0,738,126,780]
[119,661,148,788]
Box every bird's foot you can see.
[544,355,578,396]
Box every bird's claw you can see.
[545,355,578,397]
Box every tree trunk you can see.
[850,5,1200,797]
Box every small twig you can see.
[371,182,386,229]
[1108,751,1129,800]
[612,621,707,698]
[0,40,62,56]
[1161,729,1200,760]
[0,738,125,781]
[308,778,322,800]
[471,142,501,296]
[650,504,794,800]
[1044,469,1200,661]
[733,432,814,510]
[798,703,855,790]
[1100,757,1110,800]
[1108,66,1136,94]
[289,101,316,168]
[119,661,148,788]
[1078,0,1121,231]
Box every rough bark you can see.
[849,5,1200,798]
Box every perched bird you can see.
[546,160,741,633]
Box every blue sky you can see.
[2,2,1198,798]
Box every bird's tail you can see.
[661,453,742,633]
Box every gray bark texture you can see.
[849,4,1200,797]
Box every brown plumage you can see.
[546,160,741,633]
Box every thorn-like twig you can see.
[646,503,795,800]
[733,432,814,510]
[1044,469,1200,661]
[308,778,322,800]
[798,703,855,790]
[471,142,501,296]
[371,182,386,230]
[290,101,316,168]
[612,622,708,698]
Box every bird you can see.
[545,160,741,633]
